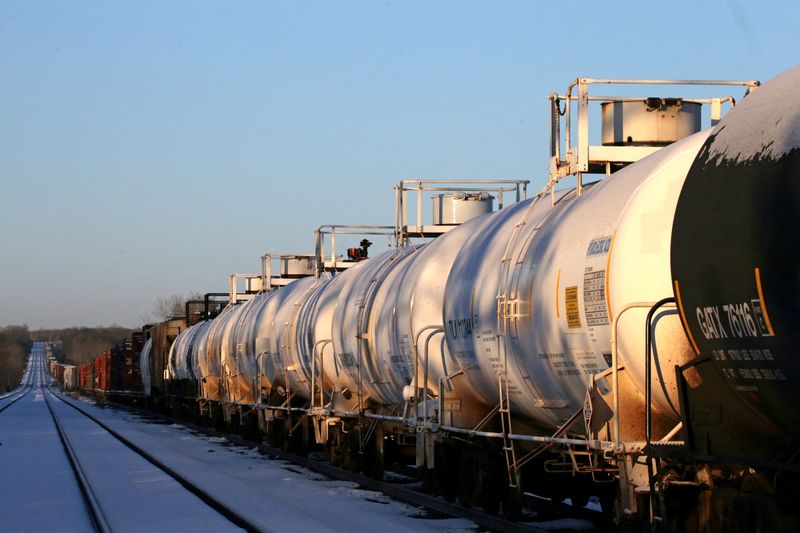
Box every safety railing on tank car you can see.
[394,179,529,245]
[260,252,316,291]
[227,273,262,304]
[548,77,760,198]
[313,225,396,275]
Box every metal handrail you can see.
[610,301,677,445]
[314,224,395,275]
[261,252,315,291]
[395,179,529,245]
[550,77,760,194]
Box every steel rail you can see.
[0,356,37,414]
[118,404,553,533]
[0,384,32,413]
[42,388,112,533]
[47,389,270,533]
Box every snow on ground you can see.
[58,394,479,533]
[0,349,94,532]
[47,390,242,533]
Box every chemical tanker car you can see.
[55,66,800,532]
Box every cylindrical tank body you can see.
[444,129,711,439]
[218,302,250,403]
[304,262,371,409]
[368,217,492,425]
[190,320,213,384]
[251,278,311,395]
[289,273,335,402]
[168,322,204,380]
[330,248,414,407]
[140,337,152,396]
[198,306,235,401]
[671,66,800,461]
[270,275,329,398]
[231,292,270,404]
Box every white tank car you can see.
[218,302,248,403]
[168,321,204,380]
[251,277,314,394]
[300,261,369,411]
[367,216,496,425]
[289,272,334,399]
[190,320,212,386]
[197,304,235,401]
[230,292,269,404]
[139,337,152,396]
[444,129,711,440]
[328,248,414,408]
[269,275,330,397]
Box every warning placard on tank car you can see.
[565,286,581,329]
[583,269,610,326]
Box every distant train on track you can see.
[51,66,800,532]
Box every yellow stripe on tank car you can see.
[673,280,701,355]
[605,232,616,323]
[755,267,776,336]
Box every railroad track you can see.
[7,340,268,533]
[0,355,38,414]
[37,361,268,532]
[107,403,603,532]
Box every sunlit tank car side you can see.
[166,321,204,416]
[251,278,315,406]
[139,337,152,397]
[329,248,415,409]
[304,258,371,415]
[168,322,203,382]
[280,272,335,402]
[189,321,211,380]
[368,214,494,428]
[443,130,708,443]
[218,301,250,408]
[231,291,269,406]
[197,305,235,416]
[270,276,330,401]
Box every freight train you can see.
[51,66,800,532]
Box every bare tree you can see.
[154,294,186,321]
[152,292,203,321]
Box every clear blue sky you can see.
[1,1,797,329]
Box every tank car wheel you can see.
[502,485,523,521]
[569,479,591,509]
[362,423,384,479]
[325,425,344,466]
[434,440,459,502]
[457,451,478,508]
[599,486,628,529]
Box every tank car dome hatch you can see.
[601,98,701,146]
[432,192,495,225]
[671,65,800,462]
[280,255,315,278]
[245,277,263,293]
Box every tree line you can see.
[0,325,137,391]
[34,326,135,364]
[0,292,203,388]
[0,326,33,392]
